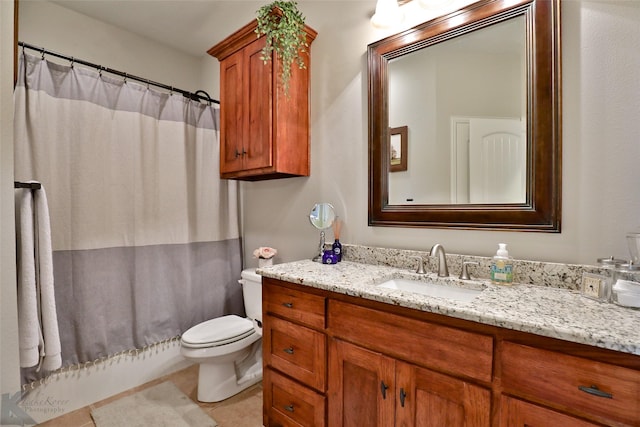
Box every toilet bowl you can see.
[180,268,263,402]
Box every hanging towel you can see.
[16,188,40,368]
[15,184,62,371]
[34,186,62,371]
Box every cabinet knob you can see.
[399,388,407,407]
[284,404,294,412]
[380,381,388,399]
[235,149,241,158]
[283,347,294,355]
[578,384,613,399]
[282,302,293,308]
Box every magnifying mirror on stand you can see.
[309,203,336,262]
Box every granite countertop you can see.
[258,259,640,356]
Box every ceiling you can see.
[49,0,273,57]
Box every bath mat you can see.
[91,381,217,427]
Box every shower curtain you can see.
[14,52,243,379]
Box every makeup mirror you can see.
[309,203,336,262]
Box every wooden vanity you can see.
[262,277,640,427]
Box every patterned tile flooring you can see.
[36,364,263,427]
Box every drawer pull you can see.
[283,347,294,355]
[578,385,612,399]
[380,381,388,399]
[282,302,293,308]
[284,404,294,412]
[399,388,407,407]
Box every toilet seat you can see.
[181,315,255,349]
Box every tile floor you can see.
[36,364,263,427]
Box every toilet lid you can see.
[181,315,255,348]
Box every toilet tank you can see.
[240,268,262,323]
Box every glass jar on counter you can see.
[596,256,627,302]
[611,261,640,308]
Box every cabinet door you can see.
[328,339,395,427]
[395,361,490,427]
[244,36,272,171]
[219,48,244,174]
[500,396,600,427]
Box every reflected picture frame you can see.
[390,126,408,172]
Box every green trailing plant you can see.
[255,0,308,94]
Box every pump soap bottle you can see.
[491,243,514,285]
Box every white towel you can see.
[35,186,62,371]
[16,188,40,368]
[15,184,62,371]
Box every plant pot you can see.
[259,258,273,268]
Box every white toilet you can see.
[180,268,263,402]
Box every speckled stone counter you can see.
[258,258,640,356]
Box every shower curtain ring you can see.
[124,73,128,83]
[40,48,45,60]
[70,57,74,68]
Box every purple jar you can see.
[322,249,338,264]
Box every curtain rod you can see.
[18,41,219,105]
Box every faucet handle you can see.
[460,261,479,280]
[410,256,427,274]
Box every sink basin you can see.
[377,278,482,303]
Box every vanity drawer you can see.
[264,368,326,427]
[264,280,326,329]
[500,395,600,426]
[327,300,493,383]
[501,341,640,425]
[264,315,327,392]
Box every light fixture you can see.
[371,0,404,28]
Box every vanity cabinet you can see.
[208,18,316,181]
[327,299,491,426]
[262,280,327,427]
[329,339,490,426]
[261,277,640,427]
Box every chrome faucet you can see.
[429,244,449,277]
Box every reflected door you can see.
[469,117,525,204]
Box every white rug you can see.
[91,381,217,427]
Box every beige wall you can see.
[242,0,640,267]
[4,0,640,405]
[1,0,20,396]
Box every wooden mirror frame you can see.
[368,0,561,232]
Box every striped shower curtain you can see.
[14,52,243,380]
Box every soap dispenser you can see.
[491,243,514,285]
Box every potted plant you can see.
[255,0,309,94]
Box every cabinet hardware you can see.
[380,381,388,399]
[578,385,613,399]
[282,302,293,308]
[400,388,407,407]
[283,347,294,355]
[284,404,294,412]
[235,149,241,158]
[242,149,247,156]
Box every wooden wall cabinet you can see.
[208,18,317,181]
[262,277,640,426]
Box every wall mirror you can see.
[368,0,561,231]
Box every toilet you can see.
[180,268,263,402]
